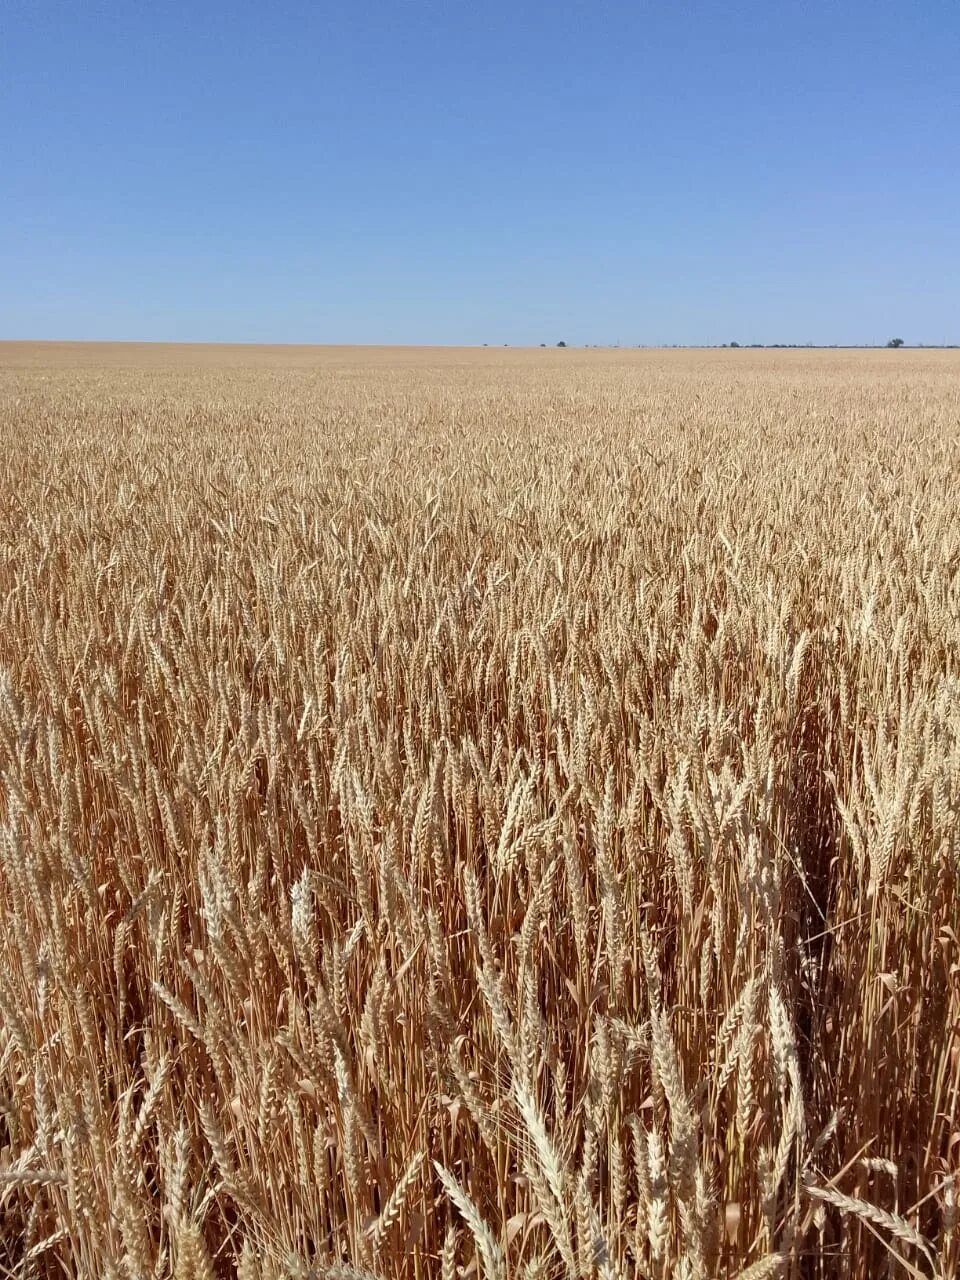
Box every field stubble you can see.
[0,344,958,1279]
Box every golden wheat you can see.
[0,343,958,1278]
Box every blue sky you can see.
[2,1,958,345]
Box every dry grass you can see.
[0,342,958,1279]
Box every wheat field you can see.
[0,342,958,1279]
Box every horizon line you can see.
[1,338,957,351]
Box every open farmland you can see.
[0,343,958,1279]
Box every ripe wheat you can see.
[0,343,958,1278]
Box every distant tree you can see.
[729,341,740,348]
[557,341,567,348]
[887,337,905,348]
[540,343,546,347]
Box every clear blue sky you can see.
[2,1,958,346]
